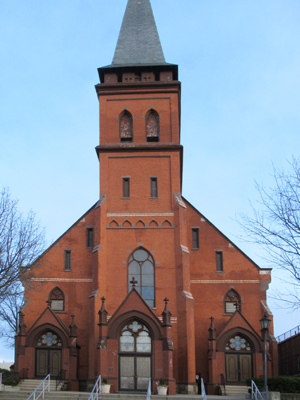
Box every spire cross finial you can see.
[46,300,51,308]
[164,297,169,305]
[130,277,138,288]
[210,316,214,322]
[101,296,106,303]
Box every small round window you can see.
[36,331,62,347]
[225,335,251,352]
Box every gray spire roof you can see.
[112,0,166,66]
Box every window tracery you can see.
[225,335,252,352]
[120,110,133,142]
[36,331,62,347]
[120,321,151,353]
[128,248,155,306]
[146,109,159,142]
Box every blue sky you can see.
[1,0,300,361]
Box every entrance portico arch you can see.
[217,328,261,384]
[118,319,152,391]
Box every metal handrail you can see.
[26,374,51,400]
[18,368,29,383]
[55,369,65,391]
[276,324,300,342]
[220,374,226,395]
[201,378,207,400]
[88,375,101,400]
[251,380,264,400]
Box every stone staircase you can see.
[220,384,249,397]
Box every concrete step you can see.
[220,385,248,397]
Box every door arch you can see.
[35,330,63,377]
[118,319,152,392]
[224,334,253,383]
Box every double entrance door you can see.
[119,355,151,391]
[225,353,252,383]
[36,349,61,377]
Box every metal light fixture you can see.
[260,314,271,395]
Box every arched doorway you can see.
[35,331,62,377]
[119,320,152,392]
[225,334,253,383]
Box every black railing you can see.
[220,374,226,395]
[18,368,28,383]
[276,324,300,343]
[56,369,66,391]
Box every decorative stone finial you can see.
[98,296,108,325]
[46,300,51,308]
[69,314,77,337]
[162,297,172,326]
[18,311,27,335]
[208,316,216,340]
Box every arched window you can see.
[119,110,133,142]
[146,109,159,142]
[224,289,241,314]
[49,287,64,311]
[128,248,155,306]
[225,334,252,352]
[120,320,151,353]
[36,331,63,347]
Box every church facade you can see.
[15,0,278,394]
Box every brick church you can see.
[15,0,278,394]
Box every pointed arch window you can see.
[120,321,151,353]
[224,289,241,314]
[36,331,63,347]
[128,248,155,306]
[225,335,252,352]
[120,110,133,142]
[146,109,159,142]
[49,287,65,311]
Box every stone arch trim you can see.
[216,327,262,353]
[26,323,69,348]
[107,310,162,340]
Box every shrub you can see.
[0,370,19,386]
[246,377,300,393]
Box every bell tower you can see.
[94,0,196,393]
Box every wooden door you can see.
[36,349,61,377]
[36,349,48,377]
[225,353,252,383]
[240,354,252,382]
[226,354,238,382]
[49,350,61,375]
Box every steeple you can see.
[112,0,166,66]
[97,0,178,83]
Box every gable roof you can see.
[112,0,166,66]
[182,196,272,272]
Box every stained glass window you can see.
[36,331,62,347]
[120,321,151,353]
[225,335,251,352]
[128,248,155,306]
